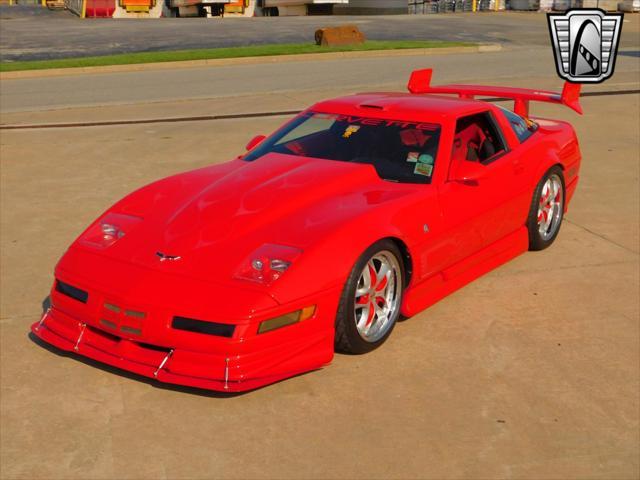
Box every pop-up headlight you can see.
[80,212,142,249]
[235,244,302,286]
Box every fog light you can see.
[235,244,302,286]
[258,305,316,334]
[80,213,142,249]
[101,223,124,241]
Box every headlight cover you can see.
[79,212,142,249]
[234,244,302,286]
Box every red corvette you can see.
[32,70,582,392]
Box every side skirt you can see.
[401,227,529,317]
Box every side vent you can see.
[172,316,235,338]
[55,280,88,303]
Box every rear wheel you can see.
[335,240,405,354]
[527,166,565,251]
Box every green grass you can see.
[0,40,473,72]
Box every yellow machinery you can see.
[119,0,155,12]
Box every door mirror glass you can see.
[246,135,266,152]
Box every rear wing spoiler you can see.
[407,69,582,117]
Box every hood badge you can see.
[156,251,182,262]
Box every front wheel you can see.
[335,240,405,354]
[527,166,565,251]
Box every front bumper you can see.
[32,250,338,392]
[32,305,334,392]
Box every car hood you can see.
[73,153,419,284]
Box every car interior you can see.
[245,115,442,184]
[452,112,506,165]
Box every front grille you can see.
[121,325,142,336]
[138,342,172,353]
[100,318,117,330]
[172,316,235,338]
[55,280,88,303]
[100,302,145,337]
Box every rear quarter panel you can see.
[533,117,582,199]
[495,110,582,223]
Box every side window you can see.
[452,111,507,165]
[498,106,537,143]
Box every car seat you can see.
[453,123,486,163]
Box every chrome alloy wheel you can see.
[537,174,564,241]
[354,251,402,343]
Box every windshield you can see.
[243,111,441,184]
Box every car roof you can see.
[310,92,491,124]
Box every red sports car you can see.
[32,70,583,392]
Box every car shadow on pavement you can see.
[30,296,315,398]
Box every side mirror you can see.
[452,160,486,186]
[246,134,266,152]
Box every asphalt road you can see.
[1,7,629,61]
[0,14,638,114]
[2,51,640,115]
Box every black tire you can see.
[335,239,405,354]
[527,166,565,251]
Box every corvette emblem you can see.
[548,8,623,83]
[156,251,181,262]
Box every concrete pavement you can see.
[1,91,639,479]
[0,36,639,479]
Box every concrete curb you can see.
[0,44,502,80]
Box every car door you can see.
[431,110,522,274]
